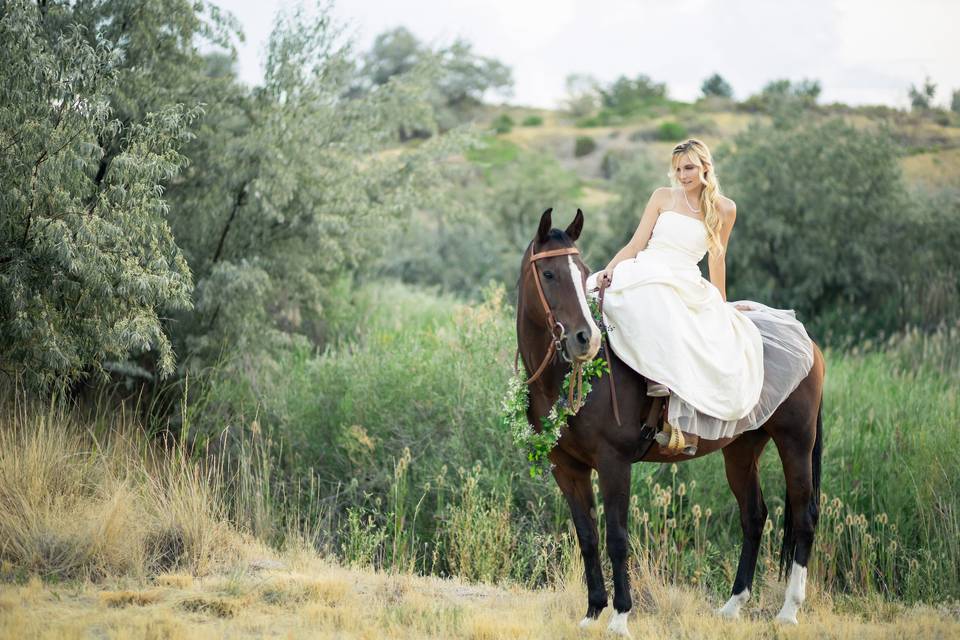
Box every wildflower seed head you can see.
[677,482,687,497]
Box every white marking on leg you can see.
[775,562,807,625]
[578,616,595,629]
[717,588,750,619]
[607,610,631,637]
[567,256,601,356]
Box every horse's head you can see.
[518,208,601,365]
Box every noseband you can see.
[514,246,622,426]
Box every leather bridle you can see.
[514,245,622,426]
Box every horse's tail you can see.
[779,396,823,579]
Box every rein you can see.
[514,246,622,426]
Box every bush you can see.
[492,113,514,134]
[521,114,543,126]
[720,117,958,342]
[657,121,688,141]
[574,136,597,157]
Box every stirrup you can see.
[655,422,699,456]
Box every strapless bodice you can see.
[642,210,708,265]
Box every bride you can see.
[586,139,809,455]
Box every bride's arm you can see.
[708,200,737,301]
[604,187,670,272]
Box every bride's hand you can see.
[598,266,614,287]
[734,303,753,311]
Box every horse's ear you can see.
[565,208,584,241]
[537,208,553,244]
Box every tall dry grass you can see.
[0,393,247,581]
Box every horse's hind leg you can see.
[551,458,607,626]
[771,399,823,625]
[717,429,771,619]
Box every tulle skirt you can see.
[666,300,815,439]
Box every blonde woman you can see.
[586,139,779,454]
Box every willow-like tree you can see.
[0,1,214,387]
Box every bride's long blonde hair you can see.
[667,139,724,257]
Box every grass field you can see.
[3,556,959,639]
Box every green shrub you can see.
[492,114,514,134]
[521,114,543,126]
[657,120,687,141]
[574,135,597,157]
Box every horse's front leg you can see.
[598,453,633,637]
[551,458,607,626]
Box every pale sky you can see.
[214,0,960,110]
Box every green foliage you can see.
[701,73,733,99]
[376,147,580,299]
[909,76,937,110]
[600,74,668,116]
[464,136,520,166]
[502,356,609,478]
[163,4,465,369]
[573,135,597,157]
[720,117,960,342]
[521,114,543,127]
[492,113,513,134]
[563,73,600,118]
[575,110,614,128]
[0,1,202,387]
[741,78,821,117]
[952,89,960,114]
[359,27,513,131]
[588,150,663,262]
[657,120,688,141]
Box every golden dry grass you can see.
[2,555,958,639]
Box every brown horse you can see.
[515,209,825,635]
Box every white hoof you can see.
[606,610,631,637]
[775,562,807,626]
[716,589,749,619]
[775,611,799,625]
[579,616,596,629]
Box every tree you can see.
[563,73,600,117]
[357,28,513,131]
[362,26,423,86]
[0,0,211,388]
[741,78,821,117]
[600,74,667,115]
[164,4,464,363]
[908,76,936,110]
[721,118,911,340]
[701,73,733,99]
[952,88,960,114]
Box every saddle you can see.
[595,277,698,457]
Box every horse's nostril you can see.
[576,330,589,345]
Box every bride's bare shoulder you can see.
[651,186,673,211]
[718,195,737,218]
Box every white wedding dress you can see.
[585,192,814,440]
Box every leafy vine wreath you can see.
[500,297,609,478]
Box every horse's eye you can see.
[543,270,554,280]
